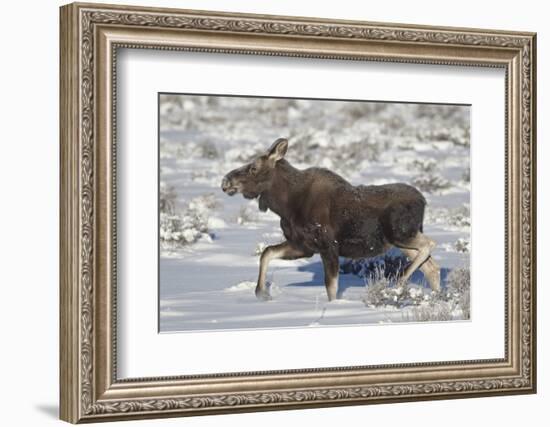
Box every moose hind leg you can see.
[395,233,437,288]
[424,257,441,292]
[256,241,311,301]
[399,247,441,292]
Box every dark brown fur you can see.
[222,138,438,301]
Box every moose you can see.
[221,138,440,301]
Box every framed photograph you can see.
[60,2,537,423]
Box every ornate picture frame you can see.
[60,2,536,423]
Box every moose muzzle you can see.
[221,176,237,196]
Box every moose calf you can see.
[222,138,440,301]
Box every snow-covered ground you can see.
[159,95,471,333]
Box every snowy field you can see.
[159,94,471,333]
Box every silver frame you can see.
[60,2,537,423]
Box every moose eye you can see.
[249,165,258,174]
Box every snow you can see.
[159,95,471,333]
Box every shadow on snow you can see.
[287,259,452,299]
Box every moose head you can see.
[221,138,288,200]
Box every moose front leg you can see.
[320,247,339,301]
[256,241,311,301]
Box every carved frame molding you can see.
[60,2,536,423]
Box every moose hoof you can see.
[255,287,272,301]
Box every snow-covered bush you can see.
[412,174,451,193]
[403,267,471,321]
[357,255,470,322]
[447,205,471,228]
[407,300,454,322]
[454,238,470,253]
[188,193,220,213]
[462,167,471,183]
[446,267,470,319]
[408,158,438,174]
[159,182,177,214]
[363,279,392,307]
[159,95,184,127]
[362,279,426,309]
[237,204,259,225]
[415,126,470,147]
[425,204,470,231]
[287,130,387,174]
[160,211,209,246]
[159,193,220,248]
[199,140,220,159]
[355,255,427,308]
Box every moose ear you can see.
[267,138,288,162]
